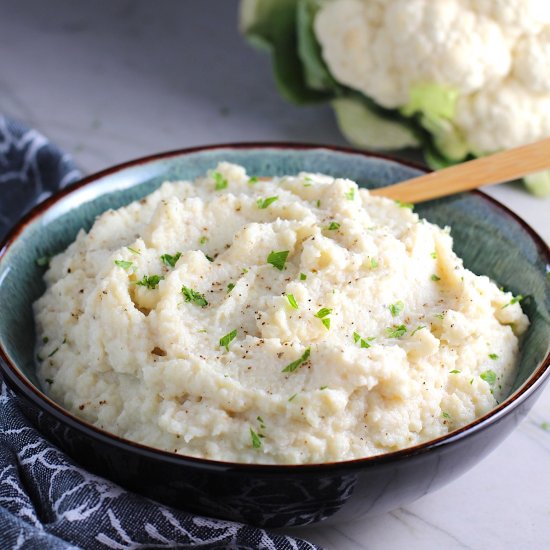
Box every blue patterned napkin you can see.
[0,116,320,550]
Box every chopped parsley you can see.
[286,294,299,309]
[267,250,289,271]
[114,260,133,270]
[316,199,321,207]
[369,258,378,268]
[480,370,497,385]
[502,294,524,308]
[45,378,54,385]
[353,332,373,348]
[320,385,328,390]
[442,411,451,419]
[345,188,355,200]
[389,301,404,317]
[42,336,49,344]
[181,285,208,307]
[288,393,298,402]
[431,274,441,281]
[396,200,414,210]
[386,324,407,338]
[219,329,237,351]
[248,176,259,185]
[435,312,446,320]
[227,282,235,293]
[48,347,60,358]
[449,369,461,374]
[205,253,214,262]
[256,196,279,209]
[300,272,307,281]
[160,252,182,268]
[430,251,438,259]
[199,236,208,245]
[257,416,266,429]
[36,256,51,267]
[282,347,311,373]
[127,246,140,254]
[326,221,340,231]
[136,274,164,289]
[411,325,425,336]
[488,353,499,360]
[541,421,549,431]
[250,428,262,449]
[213,171,228,190]
[314,308,332,330]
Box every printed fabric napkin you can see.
[0,115,321,550]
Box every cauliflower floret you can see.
[315,0,550,153]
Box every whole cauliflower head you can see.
[315,0,550,154]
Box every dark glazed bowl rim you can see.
[1,142,549,474]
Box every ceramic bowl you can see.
[1,144,549,527]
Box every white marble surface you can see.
[1,1,548,548]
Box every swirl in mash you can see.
[34,163,528,464]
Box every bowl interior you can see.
[1,146,549,404]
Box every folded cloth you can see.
[0,115,321,550]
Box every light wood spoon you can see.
[370,137,550,203]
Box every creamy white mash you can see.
[34,163,529,464]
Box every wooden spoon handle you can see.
[370,138,550,203]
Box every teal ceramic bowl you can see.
[1,144,549,527]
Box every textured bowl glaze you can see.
[1,144,549,527]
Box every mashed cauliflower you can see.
[34,163,529,464]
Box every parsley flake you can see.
[213,171,228,190]
[353,331,373,348]
[541,421,549,431]
[114,260,133,270]
[431,274,441,281]
[48,346,60,358]
[442,411,451,419]
[315,307,331,319]
[449,369,461,374]
[181,285,208,307]
[227,283,235,293]
[389,301,404,317]
[326,221,340,231]
[370,258,378,268]
[219,329,237,351]
[286,294,299,309]
[480,370,497,385]
[288,393,298,402]
[435,312,446,320]
[282,347,311,373]
[199,236,208,245]
[430,251,438,259]
[248,176,259,185]
[320,385,328,390]
[502,295,524,308]
[345,188,355,200]
[127,246,140,254]
[42,336,49,344]
[160,252,182,268]
[488,353,499,360]
[386,324,407,338]
[396,200,414,210]
[250,428,262,449]
[256,196,279,209]
[316,199,321,207]
[267,250,289,271]
[45,378,54,385]
[136,274,164,289]
[300,272,307,281]
[411,325,425,336]
[205,253,214,262]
